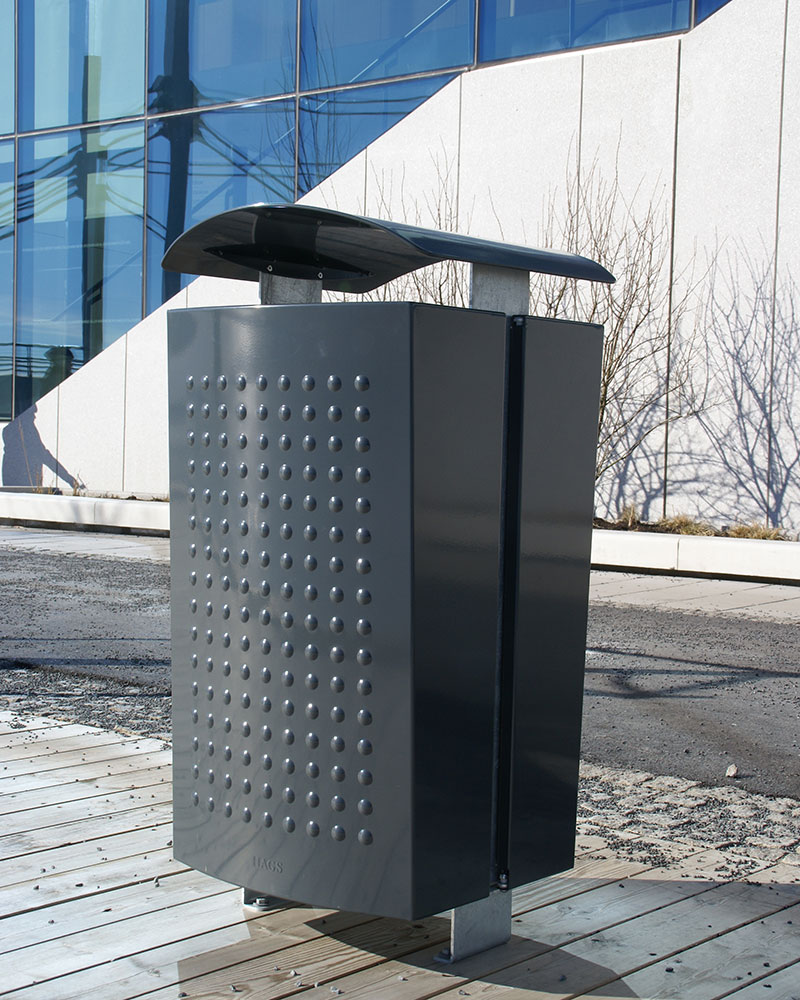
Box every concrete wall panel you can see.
[363,78,462,224]
[667,0,788,525]
[580,36,679,215]
[773,0,800,529]
[57,334,127,494]
[458,52,584,245]
[122,294,182,498]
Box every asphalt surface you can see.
[1,547,798,799]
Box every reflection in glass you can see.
[149,0,297,112]
[146,102,295,312]
[479,0,689,63]
[0,0,13,135]
[18,0,145,131]
[301,0,474,90]
[0,142,13,419]
[298,75,453,195]
[696,0,732,22]
[16,126,144,415]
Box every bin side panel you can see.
[509,317,603,887]
[411,304,507,916]
[168,302,416,917]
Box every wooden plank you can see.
[1,847,188,918]
[9,906,382,999]
[717,959,800,999]
[1,764,171,815]
[0,739,169,779]
[0,869,229,955]
[0,730,137,761]
[0,823,174,891]
[0,750,171,794]
[511,855,652,911]
[0,780,173,839]
[0,713,72,735]
[0,722,105,749]
[2,888,285,993]
[424,873,800,1000]
[591,900,800,999]
[0,800,172,858]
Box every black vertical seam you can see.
[492,315,525,884]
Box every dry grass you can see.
[594,507,792,540]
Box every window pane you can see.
[301,0,474,90]
[18,0,145,131]
[146,102,295,312]
[696,0,732,22]
[148,0,297,113]
[0,142,13,420]
[479,0,689,63]
[298,74,453,195]
[0,0,13,135]
[15,125,144,414]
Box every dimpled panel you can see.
[170,303,418,917]
[180,363,378,843]
[169,301,504,919]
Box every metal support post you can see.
[469,263,530,315]
[259,272,323,305]
[437,889,513,963]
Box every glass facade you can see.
[479,0,690,63]
[148,0,297,111]
[301,0,474,89]
[0,0,733,420]
[18,0,146,131]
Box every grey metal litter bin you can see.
[162,204,612,949]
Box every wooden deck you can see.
[0,712,798,1000]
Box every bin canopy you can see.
[162,203,614,294]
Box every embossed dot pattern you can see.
[182,369,375,847]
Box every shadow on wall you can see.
[1,404,82,491]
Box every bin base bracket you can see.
[435,889,512,963]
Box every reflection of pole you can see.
[82,54,105,363]
[161,0,193,303]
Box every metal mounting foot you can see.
[242,887,282,911]
[435,889,512,963]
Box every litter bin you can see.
[162,204,612,945]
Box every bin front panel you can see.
[169,303,416,916]
[168,301,506,918]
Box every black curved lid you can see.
[161,203,615,293]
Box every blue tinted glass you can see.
[146,102,295,311]
[696,0,732,22]
[298,75,453,195]
[18,0,145,131]
[301,0,474,90]
[16,126,144,414]
[0,0,13,135]
[149,0,297,112]
[479,0,689,62]
[0,142,13,419]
